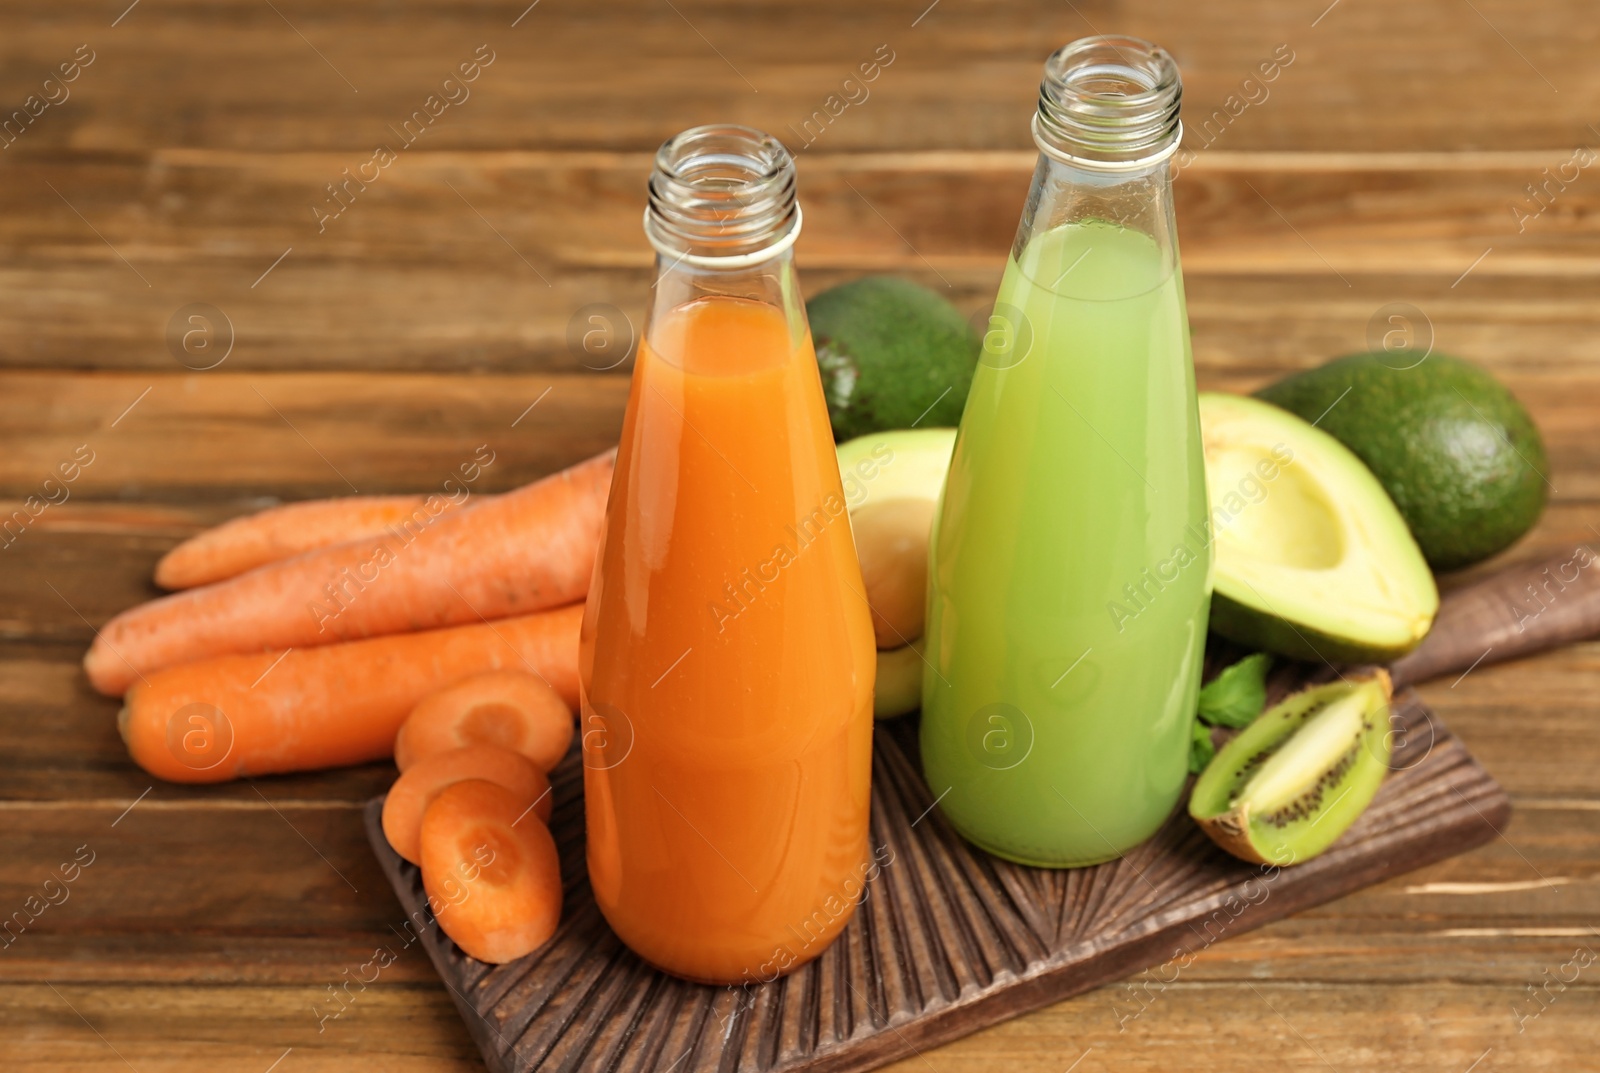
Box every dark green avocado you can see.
[806,277,980,442]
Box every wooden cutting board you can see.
[365,551,1598,1073]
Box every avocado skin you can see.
[1256,353,1547,572]
[806,276,980,443]
[1210,589,1424,665]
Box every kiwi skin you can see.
[1190,669,1393,866]
[1200,809,1266,867]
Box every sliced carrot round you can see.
[382,745,551,865]
[422,779,562,964]
[395,669,574,773]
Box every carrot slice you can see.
[117,604,581,785]
[421,779,562,964]
[155,494,472,590]
[85,448,615,696]
[382,745,551,865]
[395,669,574,773]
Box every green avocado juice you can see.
[921,217,1212,867]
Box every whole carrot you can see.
[156,493,474,590]
[119,604,582,784]
[86,449,614,697]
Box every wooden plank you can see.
[1418,650,1600,807]
[10,973,1591,1073]
[0,982,485,1072]
[0,371,624,499]
[10,258,1600,378]
[0,795,398,949]
[0,797,1590,989]
[0,364,1586,500]
[10,154,1599,276]
[2,155,1599,372]
[2,0,1594,154]
[874,977,1600,1073]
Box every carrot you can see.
[395,669,573,773]
[421,779,562,964]
[117,604,582,784]
[86,449,614,696]
[155,494,472,590]
[382,745,551,865]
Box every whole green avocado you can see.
[806,276,980,442]
[1257,353,1547,571]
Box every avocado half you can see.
[1199,393,1438,663]
[837,428,956,719]
[838,426,956,510]
[873,640,925,720]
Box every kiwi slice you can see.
[1189,670,1393,866]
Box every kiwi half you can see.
[1189,670,1393,866]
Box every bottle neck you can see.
[643,125,809,348]
[1033,35,1182,168]
[1012,36,1182,274]
[1012,151,1177,271]
[644,125,801,267]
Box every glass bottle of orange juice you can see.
[579,125,877,985]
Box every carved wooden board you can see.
[365,675,1508,1073]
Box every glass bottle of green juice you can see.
[921,36,1210,868]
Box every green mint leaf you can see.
[1189,717,1216,774]
[1197,653,1272,729]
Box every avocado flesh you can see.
[837,429,956,718]
[874,640,924,719]
[1190,670,1393,866]
[837,428,956,510]
[1200,393,1438,663]
[1257,353,1547,571]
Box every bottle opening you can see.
[645,124,801,266]
[1034,36,1182,168]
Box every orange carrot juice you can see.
[580,295,876,985]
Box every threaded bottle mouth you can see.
[645,124,801,266]
[1034,36,1182,168]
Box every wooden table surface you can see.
[3,2,1597,1070]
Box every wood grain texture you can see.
[7,975,1598,1073]
[0,784,1589,988]
[365,693,1508,1073]
[3,0,1595,155]
[0,366,1595,500]
[1393,544,1600,688]
[3,156,1599,373]
[4,0,1599,1070]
